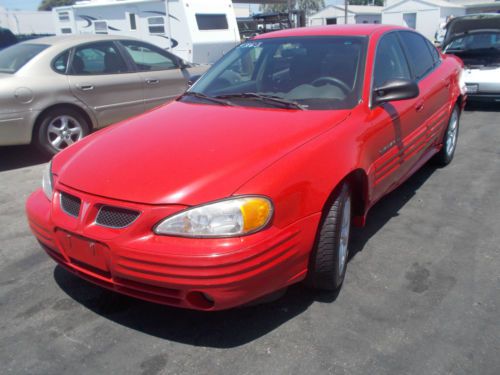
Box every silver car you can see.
[0,35,207,154]
[442,14,500,103]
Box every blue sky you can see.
[0,0,41,10]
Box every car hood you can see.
[54,101,349,205]
[443,14,500,47]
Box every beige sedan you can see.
[0,35,207,154]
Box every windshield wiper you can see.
[215,92,306,110]
[180,91,235,106]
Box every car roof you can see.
[20,34,139,48]
[253,24,407,40]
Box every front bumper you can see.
[26,186,320,311]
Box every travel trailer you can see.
[53,0,240,64]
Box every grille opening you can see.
[95,206,140,229]
[60,192,81,217]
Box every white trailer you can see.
[53,0,240,64]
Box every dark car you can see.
[0,27,17,51]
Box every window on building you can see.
[326,18,337,25]
[195,14,229,30]
[403,13,417,29]
[148,17,165,34]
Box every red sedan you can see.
[26,25,465,311]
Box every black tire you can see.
[434,104,460,166]
[34,107,90,156]
[307,183,352,291]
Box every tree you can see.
[349,0,384,6]
[261,0,325,15]
[38,0,75,11]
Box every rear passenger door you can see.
[119,40,187,111]
[68,41,144,127]
[398,31,450,172]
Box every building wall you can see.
[0,7,55,35]
[382,0,465,40]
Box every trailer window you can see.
[94,21,108,35]
[61,28,72,34]
[148,17,165,34]
[121,41,177,71]
[129,13,137,31]
[58,12,70,22]
[196,14,228,30]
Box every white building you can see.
[309,5,383,26]
[0,6,55,35]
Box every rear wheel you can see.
[307,183,352,291]
[434,104,460,166]
[34,108,90,156]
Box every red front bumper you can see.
[26,186,320,310]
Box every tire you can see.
[307,183,352,291]
[34,107,90,156]
[434,104,460,166]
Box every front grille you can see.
[60,192,81,217]
[95,206,140,229]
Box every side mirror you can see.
[187,74,201,87]
[178,58,190,69]
[373,79,419,106]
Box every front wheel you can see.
[34,108,90,156]
[434,104,460,166]
[307,183,352,291]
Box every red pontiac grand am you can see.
[26,25,465,310]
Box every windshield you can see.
[183,36,367,110]
[0,43,48,73]
[444,31,500,53]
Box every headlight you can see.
[42,162,53,200]
[154,196,273,238]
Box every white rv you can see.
[53,0,240,64]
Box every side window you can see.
[53,50,70,74]
[71,42,128,75]
[195,14,229,30]
[121,41,177,71]
[399,32,435,80]
[373,33,411,89]
[425,38,441,66]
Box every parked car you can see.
[0,35,207,154]
[442,13,500,103]
[26,25,465,311]
[0,27,17,51]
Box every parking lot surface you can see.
[1,105,499,375]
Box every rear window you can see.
[196,14,228,30]
[0,43,48,73]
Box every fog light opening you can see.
[186,291,215,309]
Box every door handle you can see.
[146,79,160,85]
[415,102,425,112]
[77,84,94,91]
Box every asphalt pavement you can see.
[0,104,499,375]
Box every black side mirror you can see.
[187,74,201,87]
[373,79,419,106]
